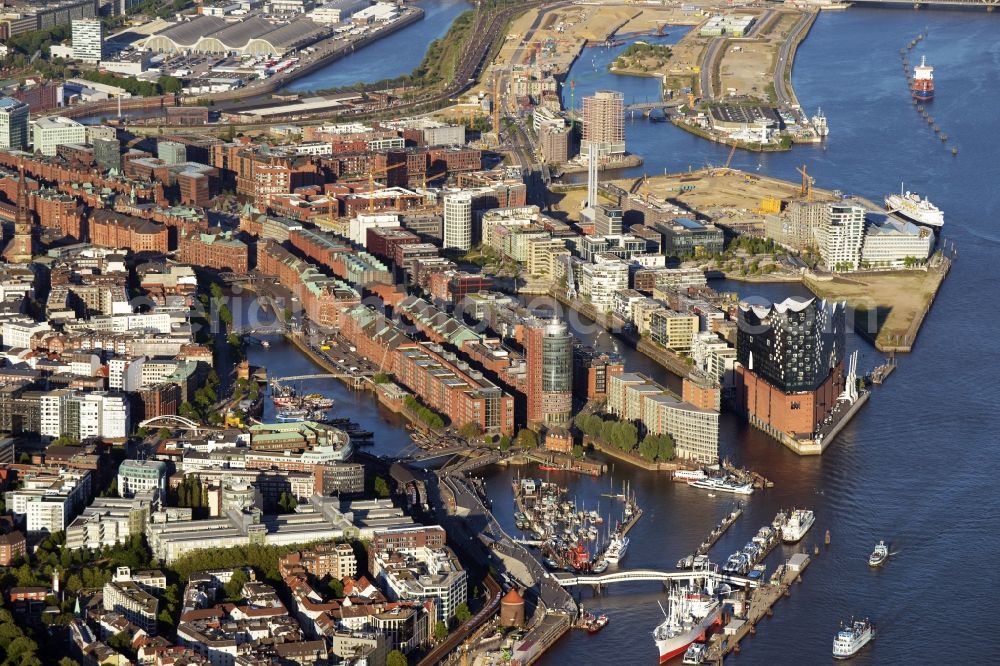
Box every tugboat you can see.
[832,618,875,659]
[586,614,609,634]
[868,541,889,568]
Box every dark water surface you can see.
[285,0,471,93]
[251,7,1000,662]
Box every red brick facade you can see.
[736,362,845,439]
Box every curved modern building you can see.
[526,318,573,428]
[443,192,472,251]
[144,15,326,56]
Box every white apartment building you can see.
[43,391,130,440]
[72,18,104,63]
[861,217,934,268]
[5,469,92,533]
[443,192,472,251]
[31,116,87,156]
[2,318,52,349]
[373,546,467,623]
[815,203,865,271]
[578,261,629,312]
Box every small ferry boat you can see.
[682,642,707,665]
[673,469,707,482]
[586,613,609,634]
[780,509,815,543]
[687,476,754,496]
[868,541,889,567]
[591,559,609,574]
[275,408,309,422]
[832,618,875,659]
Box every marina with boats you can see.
[512,477,642,574]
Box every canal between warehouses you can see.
[242,6,1000,662]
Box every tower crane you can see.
[796,164,815,201]
[367,161,408,212]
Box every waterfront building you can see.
[861,215,934,267]
[735,296,847,449]
[572,347,624,400]
[607,373,719,463]
[72,18,104,63]
[0,97,30,151]
[654,217,725,256]
[649,309,699,352]
[816,203,865,271]
[579,261,629,312]
[443,192,472,251]
[31,116,87,156]
[581,90,625,159]
[524,318,573,429]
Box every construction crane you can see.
[796,164,815,201]
[367,161,407,212]
[723,144,737,171]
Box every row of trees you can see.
[79,70,182,98]
[637,433,675,463]
[175,475,209,512]
[403,395,445,429]
[574,413,639,452]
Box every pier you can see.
[696,506,743,556]
[703,554,813,664]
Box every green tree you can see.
[374,476,390,498]
[224,569,248,601]
[387,650,408,666]
[572,444,584,459]
[657,433,674,461]
[515,429,538,450]
[107,631,133,656]
[457,422,482,439]
[639,436,658,462]
[158,75,183,93]
[327,577,344,598]
[498,435,511,452]
[433,621,448,641]
[455,602,471,623]
[158,427,171,439]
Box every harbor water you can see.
[284,0,471,92]
[247,7,1000,663]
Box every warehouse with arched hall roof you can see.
[143,15,327,56]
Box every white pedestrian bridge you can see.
[552,569,759,589]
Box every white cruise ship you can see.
[833,618,875,659]
[884,186,944,228]
[781,509,815,543]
